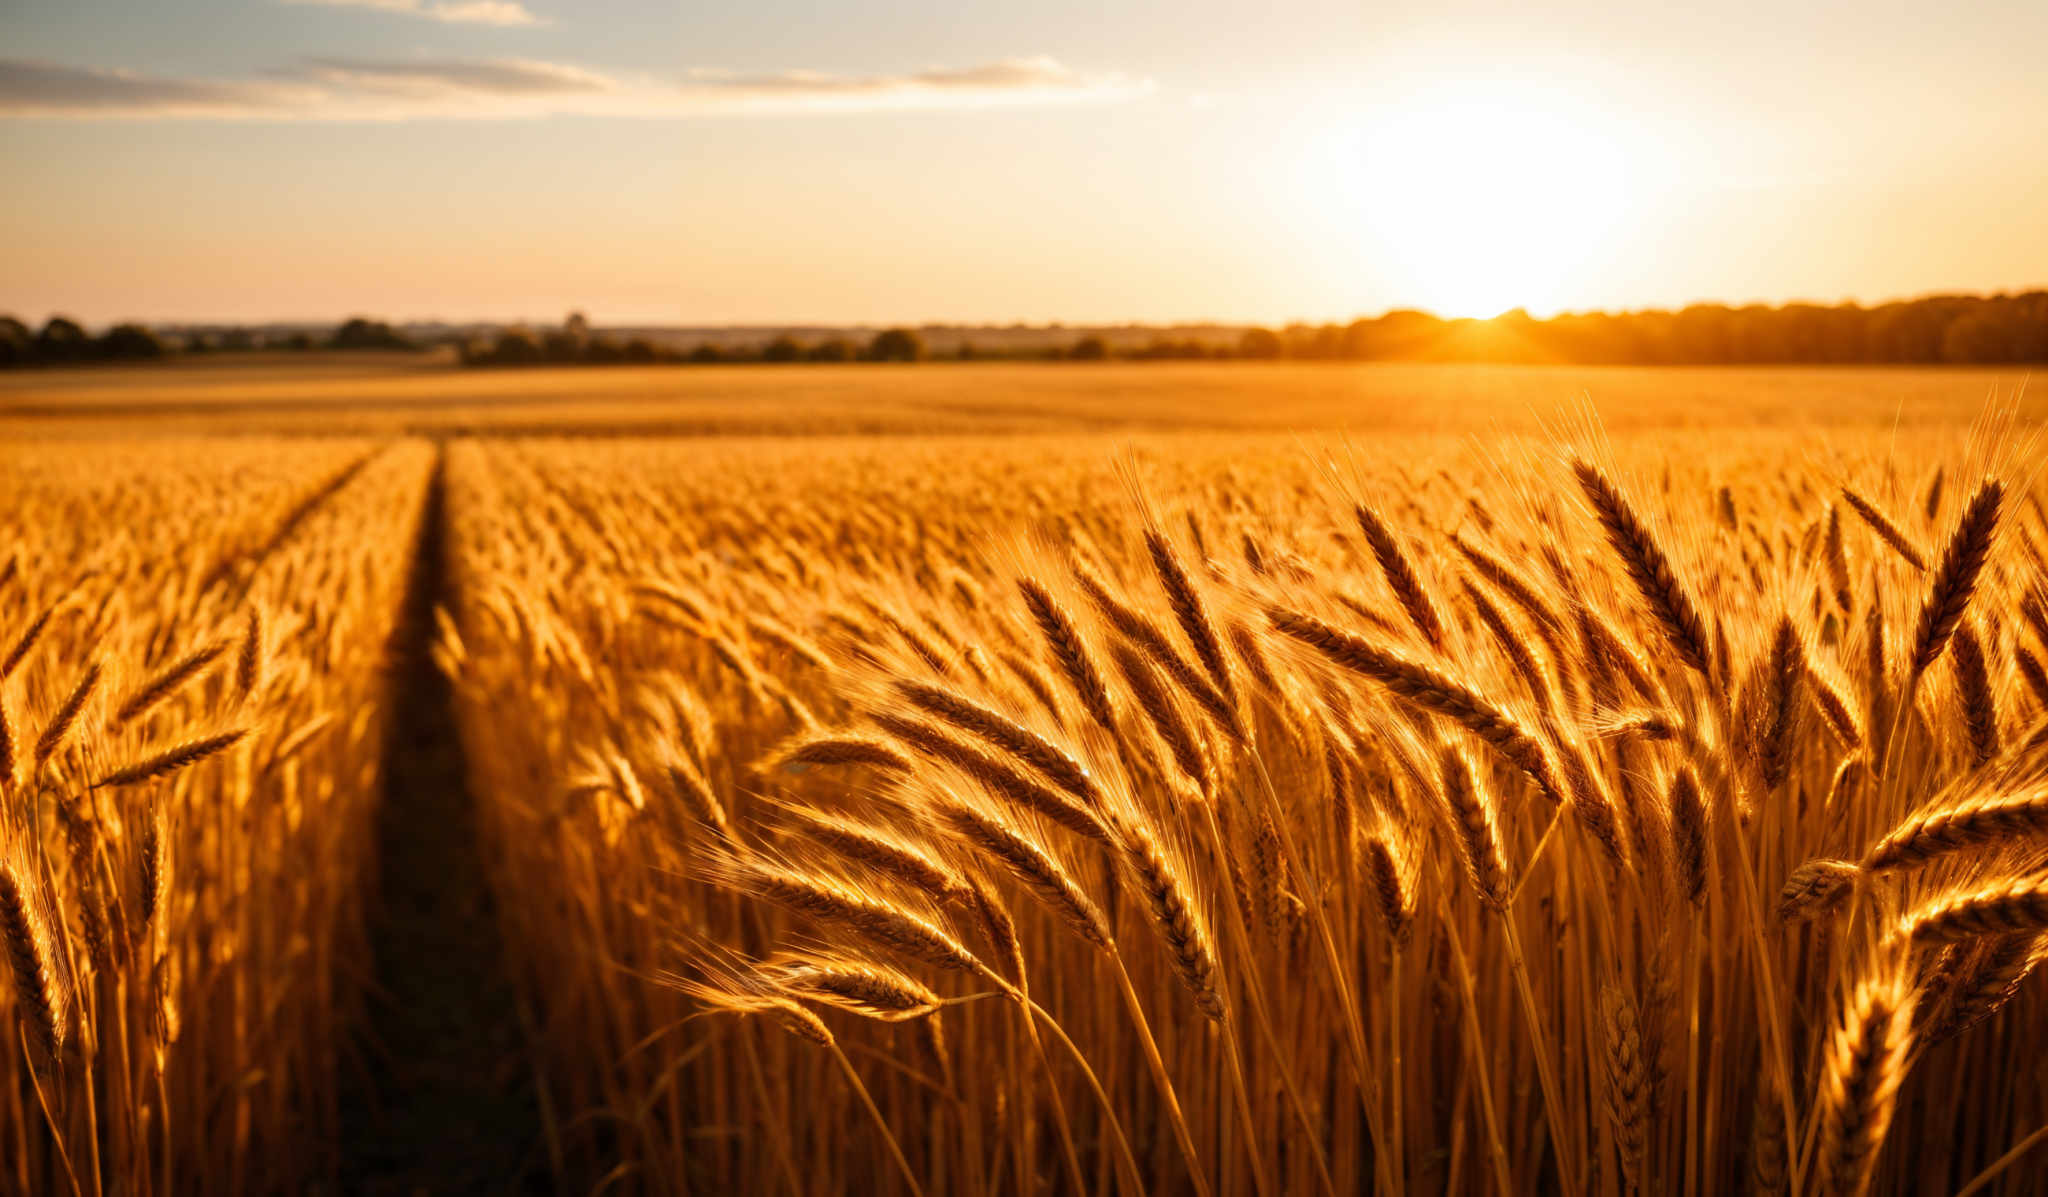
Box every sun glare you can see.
[1342,81,1642,319]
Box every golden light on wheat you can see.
[3,414,2045,1194]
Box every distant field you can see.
[6,353,2046,1196]
[0,355,2026,437]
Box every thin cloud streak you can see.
[283,0,548,27]
[296,56,615,96]
[0,55,1152,120]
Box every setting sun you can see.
[1344,81,1644,318]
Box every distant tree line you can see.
[458,320,1247,367]
[457,317,923,367]
[8,292,2045,370]
[1236,292,2048,365]
[0,315,418,368]
[457,292,2047,369]
[0,315,171,367]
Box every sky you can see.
[2,0,2045,326]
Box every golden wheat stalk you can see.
[783,805,968,903]
[872,711,1111,845]
[1861,788,2048,873]
[770,955,944,1021]
[1951,625,1998,765]
[1602,985,1648,1192]
[892,679,1104,810]
[934,800,1111,950]
[1841,487,1928,571]
[1669,765,1710,907]
[1778,858,1859,923]
[0,599,58,683]
[1573,458,1716,678]
[1077,563,1242,741]
[1438,746,1509,909]
[723,858,998,983]
[769,732,914,776]
[1905,479,2002,682]
[35,658,102,766]
[1113,815,1225,1021]
[1355,502,1447,651]
[1814,970,1913,1197]
[0,864,68,1068]
[1144,527,1239,706]
[95,728,250,788]
[1900,878,2048,946]
[1017,576,1118,733]
[1268,607,1564,806]
[115,639,228,724]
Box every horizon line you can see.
[10,282,2048,333]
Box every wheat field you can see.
[2,371,2045,1195]
[0,439,431,1193]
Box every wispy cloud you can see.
[284,0,547,27]
[0,60,314,117]
[295,55,613,96]
[689,57,1133,102]
[0,55,1153,120]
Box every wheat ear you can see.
[1017,577,1117,734]
[1861,789,2048,873]
[935,801,1111,950]
[1841,487,1928,571]
[1778,858,1859,923]
[1573,458,1716,678]
[1144,528,1238,706]
[1901,879,2048,946]
[1906,479,2002,682]
[35,659,102,766]
[1114,816,1225,1021]
[95,728,250,788]
[0,865,67,1068]
[115,640,228,725]
[1355,502,1446,650]
[1268,608,1564,806]
[1602,985,1648,1192]
[1814,971,1913,1197]
[892,679,1104,810]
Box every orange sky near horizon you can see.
[3,0,2045,327]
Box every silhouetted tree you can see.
[762,335,804,363]
[809,337,855,362]
[1237,327,1282,360]
[1068,335,1109,361]
[0,316,31,367]
[99,324,165,359]
[491,327,542,364]
[541,329,583,362]
[331,317,414,351]
[37,316,90,361]
[868,328,924,362]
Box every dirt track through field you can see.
[338,446,545,1194]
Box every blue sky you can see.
[4,0,2045,324]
